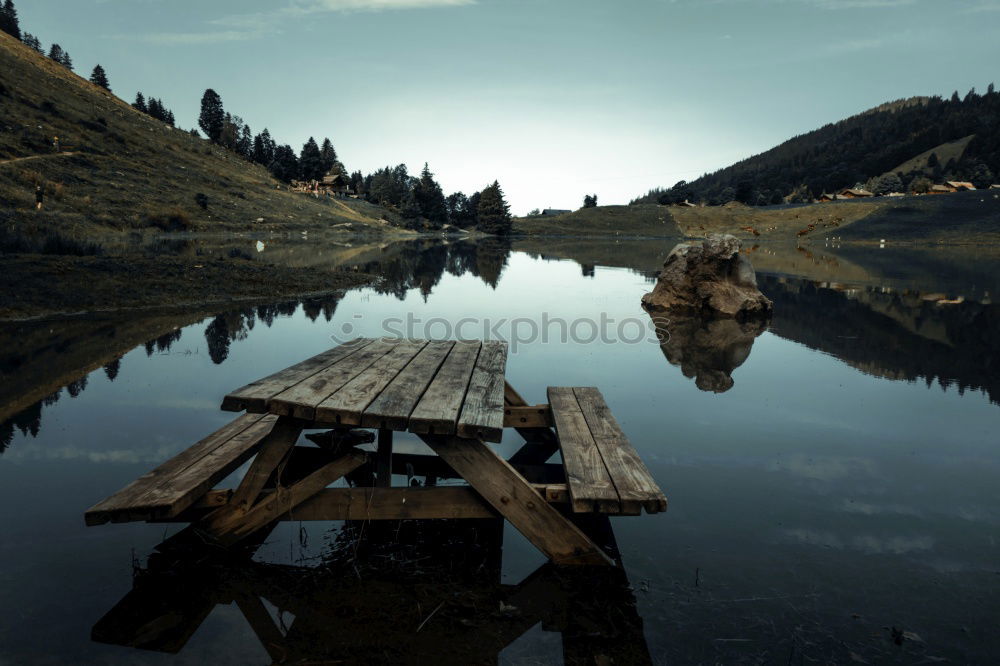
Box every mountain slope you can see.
[634,92,1000,205]
[0,31,394,233]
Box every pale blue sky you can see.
[18,0,1000,213]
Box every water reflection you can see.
[94,519,651,665]
[653,316,767,393]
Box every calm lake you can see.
[1,237,998,664]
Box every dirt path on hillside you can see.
[0,151,78,166]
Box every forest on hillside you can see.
[633,89,1000,206]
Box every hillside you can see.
[514,205,683,237]
[634,91,1000,205]
[0,31,395,235]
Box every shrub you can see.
[194,192,209,209]
[146,208,192,231]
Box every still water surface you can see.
[0,239,997,664]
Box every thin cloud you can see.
[288,0,475,12]
[132,30,263,45]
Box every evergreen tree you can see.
[582,194,597,208]
[414,163,448,226]
[476,181,512,235]
[253,129,275,165]
[198,89,225,143]
[89,64,110,91]
[268,145,299,182]
[298,137,324,181]
[147,97,162,120]
[47,43,64,64]
[0,0,21,41]
[132,92,147,113]
[22,32,42,53]
[320,138,338,173]
[60,49,72,70]
[989,83,996,96]
[400,187,422,227]
[446,192,473,227]
[950,90,960,103]
[238,125,252,159]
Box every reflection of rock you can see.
[653,316,767,393]
[641,235,773,318]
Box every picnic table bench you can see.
[86,338,666,566]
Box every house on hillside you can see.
[817,193,835,202]
[319,172,351,197]
[838,188,874,199]
[928,184,952,195]
[541,209,571,216]
[945,181,976,192]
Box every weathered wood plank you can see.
[220,339,372,412]
[361,340,455,429]
[504,405,552,428]
[168,484,570,521]
[214,450,368,545]
[548,387,621,514]
[314,340,428,425]
[421,435,613,566]
[573,387,667,514]
[456,341,508,443]
[408,341,481,436]
[195,416,302,536]
[85,412,276,526]
[267,339,398,420]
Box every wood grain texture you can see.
[361,340,454,429]
[267,339,397,420]
[408,341,481,436]
[456,341,508,443]
[548,387,621,514]
[85,412,276,525]
[421,435,612,566]
[220,339,372,412]
[573,387,667,514]
[214,450,367,545]
[314,340,428,425]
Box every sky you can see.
[17,0,1000,214]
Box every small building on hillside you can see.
[838,188,874,199]
[990,184,1000,190]
[541,209,571,216]
[928,184,953,195]
[319,172,351,197]
[817,193,835,202]
[945,181,976,192]
[673,199,697,207]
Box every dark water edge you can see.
[1,237,998,664]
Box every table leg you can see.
[376,429,393,488]
[419,434,612,566]
[504,381,561,465]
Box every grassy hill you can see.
[514,205,683,237]
[633,91,1000,205]
[0,31,395,237]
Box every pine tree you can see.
[414,163,448,226]
[1,0,21,41]
[400,187,422,226]
[89,64,110,91]
[47,43,64,63]
[989,83,996,96]
[132,92,147,114]
[147,97,162,121]
[320,138,338,173]
[198,89,225,143]
[238,125,252,159]
[253,129,275,165]
[268,145,299,183]
[164,108,175,127]
[60,49,72,70]
[298,137,324,181]
[22,32,42,53]
[476,181,512,235]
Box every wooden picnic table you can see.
[86,338,666,566]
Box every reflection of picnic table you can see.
[85,338,666,565]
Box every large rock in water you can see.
[641,235,773,318]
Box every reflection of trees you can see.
[760,276,1000,405]
[103,358,121,381]
[0,389,64,455]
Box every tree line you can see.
[632,87,1000,207]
